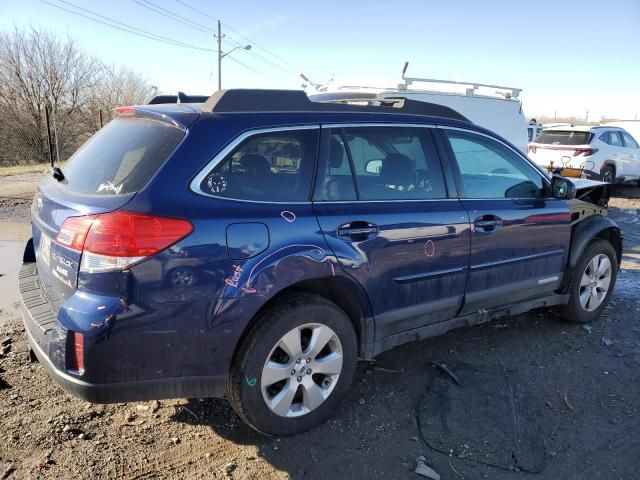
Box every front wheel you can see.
[227,293,357,435]
[560,239,617,323]
[601,165,615,184]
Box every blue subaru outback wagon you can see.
[20,89,622,434]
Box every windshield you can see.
[61,117,185,195]
[534,130,592,146]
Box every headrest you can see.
[241,154,271,177]
[380,153,415,187]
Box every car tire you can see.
[601,165,615,184]
[226,293,357,435]
[560,239,617,323]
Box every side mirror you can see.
[365,159,383,174]
[550,175,576,200]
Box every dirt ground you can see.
[1,173,639,479]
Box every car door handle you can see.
[337,222,379,239]
[473,216,502,232]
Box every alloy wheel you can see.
[579,253,612,311]
[261,323,343,418]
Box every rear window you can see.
[197,129,318,202]
[534,130,592,146]
[61,117,184,195]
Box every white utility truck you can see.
[306,64,528,153]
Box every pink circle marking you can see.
[280,210,296,223]
[425,240,435,257]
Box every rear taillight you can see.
[68,331,85,373]
[573,148,598,157]
[57,215,98,250]
[113,105,135,116]
[58,211,193,272]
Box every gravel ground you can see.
[0,176,639,479]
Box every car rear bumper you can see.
[20,261,226,403]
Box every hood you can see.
[572,178,611,207]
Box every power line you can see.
[130,0,210,35]
[170,0,300,78]
[171,0,300,72]
[224,55,268,78]
[221,21,300,70]
[37,0,215,52]
[128,0,272,79]
[174,0,216,21]
[39,0,270,80]
[132,0,215,34]
[222,35,297,76]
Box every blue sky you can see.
[2,0,639,119]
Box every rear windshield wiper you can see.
[51,167,65,181]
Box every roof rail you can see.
[202,89,470,122]
[148,91,209,105]
[400,76,521,100]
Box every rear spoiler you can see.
[148,91,209,105]
[113,105,192,131]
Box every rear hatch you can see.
[32,111,189,302]
[529,130,596,170]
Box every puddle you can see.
[0,223,31,320]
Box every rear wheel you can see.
[560,239,617,323]
[601,165,615,184]
[226,293,357,435]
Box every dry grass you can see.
[0,163,50,177]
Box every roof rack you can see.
[148,91,209,105]
[400,76,521,100]
[201,89,469,122]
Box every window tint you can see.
[608,131,622,147]
[62,117,185,195]
[335,127,446,200]
[313,133,357,201]
[200,129,318,201]
[445,130,544,199]
[599,132,610,144]
[535,130,592,145]
[621,131,639,149]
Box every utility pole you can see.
[215,22,250,91]
[217,20,222,91]
[44,105,54,167]
[51,102,60,164]
[585,109,589,123]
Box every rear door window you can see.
[314,126,447,201]
[62,117,185,195]
[535,131,592,146]
[313,133,357,201]
[198,128,318,202]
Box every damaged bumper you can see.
[19,262,226,403]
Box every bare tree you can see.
[88,64,154,130]
[0,27,152,167]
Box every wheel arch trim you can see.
[560,215,623,292]
[233,275,375,360]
